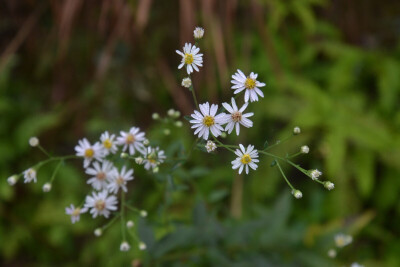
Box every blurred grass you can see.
[1,0,400,266]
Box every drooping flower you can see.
[231,144,259,175]
[65,204,87,224]
[222,97,254,135]
[189,102,226,140]
[176,43,203,74]
[85,160,115,191]
[84,190,118,218]
[231,69,266,102]
[75,138,104,168]
[100,131,118,155]
[142,146,166,171]
[107,166,134,194]
[116,127,146,155]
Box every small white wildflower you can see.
[29,137,39,147]
[116,127,146,155]
[193,27,204,39]
[163,129,171,135]
[42,183,52,192]
[175,121,183,128]
[107,166,134,194]
[143,139,150,146]
[310,169,322,180]
[7,175,18,186]
[65,204,87,224]
[205,140,217,153]
[300,145,309,154]
[100,131,118,155]
[120,241,130,252]
[181,77,192,88]
[293,127,301,135]
[324,181,335,190]
[190,102,226,140]
[139,242,147,250]
[126,220,134,228]
[140,210,148,217]
[292,189,303,199]
[231,144,259,175]
[176,43,203,74]
[231,69,266,102]
[143,146,166,171]
[135,157,143,164]
[334,233,353,248]
[94,228,102,237]
[84,190,118,218]
[327,249,337,258]
[23,168,37,183]
[75,138,104,168]
[350,263,364,267]
[85,160,115,191]
[222,97,254,136]
[152,113,160,120]
[167,109,175,117]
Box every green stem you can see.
[264,134,292,151]
[276,160,295,190]
[102,213,121,231]
[212,137,236,153]
[38,145,52,158]
[49,160,63,183]
[124,203,142,214]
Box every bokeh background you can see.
[1,0,400,266]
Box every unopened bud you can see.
[293,127,301,135]
[324,181,335,190]
[153,167,159,173]
[7,175,18,186]
[29,137,39,147]
[139,242,147,250]
[152,113,160,120]
[167,109,175,117]
[94,228,102,237]
[120,153,128,159]
[126,220,134,228]
[163,129,170,135]
[42,183,52,192]
[292,189,303,199]
[175,121,183,128]
[140,210,148,217]
[300,145,309,154]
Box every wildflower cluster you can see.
[176,27,335,198]
[8,127,166,252]
[327,233,364,266]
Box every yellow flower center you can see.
[231,112,242,122]
[72,208,80,217]
[245,77,256,89]
[202,116,215,127]
[84,148,94,158]
[96,172,106,180]
[241,154,252,164]
[116,177,124,185]
[126,134,135,144]
[95,200,105,211]
[184,53,194,64]
[103,139,112,149]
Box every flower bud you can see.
[292,189,303,199]
[152,113,160,120]
[126,220,134,228]
[300,145,309,154]
[140,210,148,217]
[293,127,301,135]
[175,121,183,128]
[7,175,18,186]
[42,183,52,192]
[153,167,159,173]
[324,181,335,190]
[29,137,39,147]
[328,249,337,258]
[94,228,102,237]
[174,111,181,118]
[167,109,175,117]
[193,27,204,39]
[139,242,147,250]
[120,153,128,159]
[181,77,192,88]
[120,241,130,251]
[163,129,171,135]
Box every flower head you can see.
[29,137,39,147]
[301,145,309,154]
[231,144,259,174]
[231,70,266,102]
[85,160,115,191]
[181,77,192,88]
[84,190,118,218]
[190,102,226,140]
[116,127,146,155]
[65,204,87,224]
[334,233,353,248]
[107,165,134,194]
[100,131,118,155]
[142,146,166,171]
[176,43,203,74]
[75,138,104,168]
[310,169,322,180]
[205,140,217,153]
[193,27,204,39]
[23,168,37,183]
[222,98,254,135]
[324,181,335,190]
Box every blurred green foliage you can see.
[1,0,400,266]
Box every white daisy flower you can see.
[116,127,146,155]
[310,169,322,180]
[176,43,203,74]
[205,140,217,153]
[107,166,134,194]
[231,144,259,175]
[222,97,254,135]
[75,138,104,168]
[181,77,192,88]
[84,190,118,218]
[231,69,266,102]
[142,146,166,170]
[85,160,115,191]
[23,168,37,183]
[189,102,226,140]
[334,233,353,248]
[193,27,204,39]
[100,131,118,155]
[65,204,87,224]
